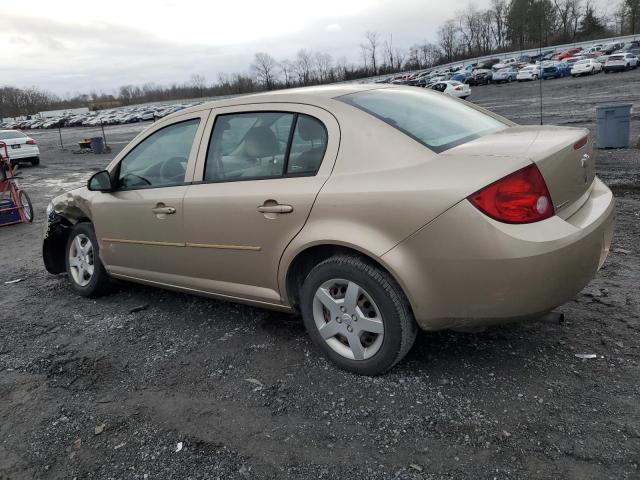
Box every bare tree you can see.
[361,31,380,74]
[490,0,509,50]
[294,49,314,85]
[438,20,459,62]
[250,53,279,90]
[279,59,294,87]
[314,52,333,82]
[189,74,206,97]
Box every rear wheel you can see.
[300,255,417,375]
[65,222,111,298]
[30,157,40,166]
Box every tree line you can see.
[2,0,639,119]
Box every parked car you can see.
[42,85,614,375]
[0,130,40,166]
[516,64,541,81]
[603,42,623,54]
[604,53,639,72]
[551,48,582,60]
[467,69,492,85]
[429,80,471,99]
[571,58,602,76]
[595,55,609,65]
[492,58,518,71]
[541,62,571,79]
[616,40,640,53]
[476,58,500,70]
[564,56,586,67]
[492,67,517,83]
[530,50,555,62]
[449,71,473,83]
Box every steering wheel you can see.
[159,156,187,183]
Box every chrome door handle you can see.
[257,204,293,214]
[152,206,176,214]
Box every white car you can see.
[516,64,541,81]
[0,130,40,166]
[429,80,471,99]
[604,53,639,72]
[492,58,518,71]
[571,58,602,76]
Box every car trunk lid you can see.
[441,125,595,217]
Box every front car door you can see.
[92,110,210,282]
[181,104,340,306]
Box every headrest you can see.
[244,126,280,158]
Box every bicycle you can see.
[0,140,34,226]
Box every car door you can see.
[181,104,339,305]
[91,110,209,282]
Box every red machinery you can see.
[0,141,33,226]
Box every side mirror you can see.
[87,170,114,192]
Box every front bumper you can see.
[382,177,615,331]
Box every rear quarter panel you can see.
[278,100,529,300]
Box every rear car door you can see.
[92,110,209,282]
[181,104,339,305]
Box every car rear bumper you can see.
[604,65,628,71]
[382,177,615,331]
[6,146,40,160]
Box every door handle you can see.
[152,206,176,215]
[257,204,293,214]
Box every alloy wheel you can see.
[68,234,95,287]
[312,279,384,361]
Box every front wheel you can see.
[300,255,417,375]
[18,190,33,223]
[65,222,111,298]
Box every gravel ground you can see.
[1,71,639,480]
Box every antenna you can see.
[538,4,543,125]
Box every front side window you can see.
[204,112,327,182]
[118,119,200,189]
[340,88,506,153]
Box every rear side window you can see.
[0,131,26,140]
[340,88,506,153]
[204,112,327,182]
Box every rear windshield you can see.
[339,88,507,153]
[0,131,27,140]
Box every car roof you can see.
[177,84,387,117]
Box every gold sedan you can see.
[43,85,614,375]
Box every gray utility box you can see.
[595,104,631,149]
[90,137,104,154]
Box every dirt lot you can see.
[1,71,639,480]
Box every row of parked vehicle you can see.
[0,102,201,131]
[379,40,640,98]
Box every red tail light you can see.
[468,164,554,224]
[26,139,37,145]
[573,136,587,150]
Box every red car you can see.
[552,48,582,61]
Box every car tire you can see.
[30,157,40,166]
[300,255,417,376]
[18,190,33,223]
[65,222,112,298]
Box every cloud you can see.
[0,0,494,94]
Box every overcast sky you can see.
[0,0,612,96]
